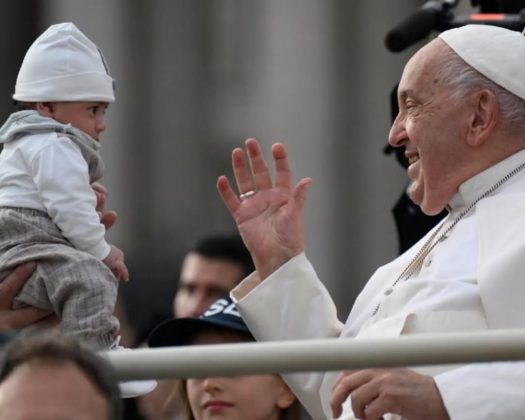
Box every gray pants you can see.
[0,207,119,350]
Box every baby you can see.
[0,22,154,397]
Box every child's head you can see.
[149,297,301,420]
[13,22,115,140]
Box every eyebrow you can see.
[398,89,412,101]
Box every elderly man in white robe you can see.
[217,25,525,420]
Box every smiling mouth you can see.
[204,401,233,410]
[407,154,420,165]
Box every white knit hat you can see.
[439,24,525,101]
[13,22,115,103]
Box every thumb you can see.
[101,211,118,230]
[290,177,312,216]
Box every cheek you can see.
[186,380,201,409]
[420,137,457,180]
[174,291,191,309]
[232,376,282,411]
[51,110,70,125]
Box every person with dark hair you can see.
[0,333,122,420]
[149,296,301,420]
[173,234,254,319]
[217,25,525,419]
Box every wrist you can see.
[255,250,303,280]
[428,380,450,420]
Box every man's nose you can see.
[187,296,211,317]
[388,114,407,148]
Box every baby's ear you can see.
[275,379,296,409]
[36,102,55,117]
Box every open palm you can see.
[217,139,312,279]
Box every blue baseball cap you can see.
[148,296,253,347]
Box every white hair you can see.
[436,45,525,138]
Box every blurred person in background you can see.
[173,234,255,318]
[0,333,123,420]
[149,295,301,420]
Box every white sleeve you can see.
[233,253,344,419]
[28,136,110,260]
[435,361,525,419]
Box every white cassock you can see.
[232,148,525,420]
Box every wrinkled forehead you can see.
[397,39,448,96]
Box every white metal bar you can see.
[104,329,525,380]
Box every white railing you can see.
[105,329,525,380]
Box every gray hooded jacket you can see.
[0,110,104,182]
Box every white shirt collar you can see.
[448,148,525,211]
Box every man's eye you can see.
[210,288,228,299]
[180,285,195,294]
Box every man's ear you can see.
[275,379,296,410]
[466,89,498,147]
[36,102,55,117]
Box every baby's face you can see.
[44,102,109,141]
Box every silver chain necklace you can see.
[371,161,525,317]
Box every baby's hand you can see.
[92,182,117,230]
[103,245,129,282]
